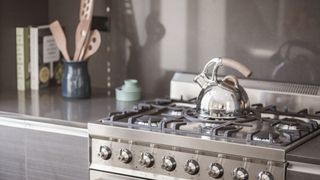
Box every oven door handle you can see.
[90,170,151,180]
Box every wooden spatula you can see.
[49,21,71,61]
[83,29,101,60]
[73,19,90,61]
[77,0,95,61]
[80,0,95,21]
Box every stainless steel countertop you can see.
[0,87,140,129]
[287,135,320,165]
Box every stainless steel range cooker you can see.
[89,56,320,180]
[88,96,320,180]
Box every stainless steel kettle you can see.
[194,57,252,118]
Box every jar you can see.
[62,61,91,98]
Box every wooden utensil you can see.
[78,30,91,61]
[49,21,71,61]
[83,29,101,60]
[77,0,95,61]
[80,0,95,21]
[73,19,90,61]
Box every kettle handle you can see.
[222,75,239,89]
[221,58,252,78]
[211,58,252,82]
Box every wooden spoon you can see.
[73,19,90,61]
[77,0,95,61]
[49,21,70,61]
[83,29,101,60]
[80,0,95,21]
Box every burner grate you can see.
[100,99,320,147]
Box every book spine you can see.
[24,28,31,90]
[30,27,39,90]
[16,28,25,91]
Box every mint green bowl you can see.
[116,79,141,101]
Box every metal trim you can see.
[0,116,88,137]
[90,164,190,180]
[170,72,320,112]
[287,161,320,175]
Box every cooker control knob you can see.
[161,156,176,171]
[257,171,274,180]
[118,149,132,163]
[184,159,200,175]
[232,167,249,180]
[208,163,224,178]
[139,152,154,168]
[98,145,112,160]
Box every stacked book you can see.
[16,25,63,91]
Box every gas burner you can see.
[276,118,309,131]
[201,123,222,130]
[274,117,319,134]
[161,109,184,117]
[297,109,308,115]
[212,125,243,138]
[183,108,238,122]
[251,104,277,113]
[247,120,282,144]
[135,115,163,127]
[252,130,280,143]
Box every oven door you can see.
[90,170,149,180]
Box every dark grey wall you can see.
[0,0,48,91]
[0,0,112,92]
[225,0,320,83]
[109,0,320,97]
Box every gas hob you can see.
[99,99,319,148]
[89,99,320,180]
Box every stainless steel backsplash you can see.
[108,0,320,97]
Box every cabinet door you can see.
[0,125,25,180]
[25,129,89,180]
[287,170,320,180]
